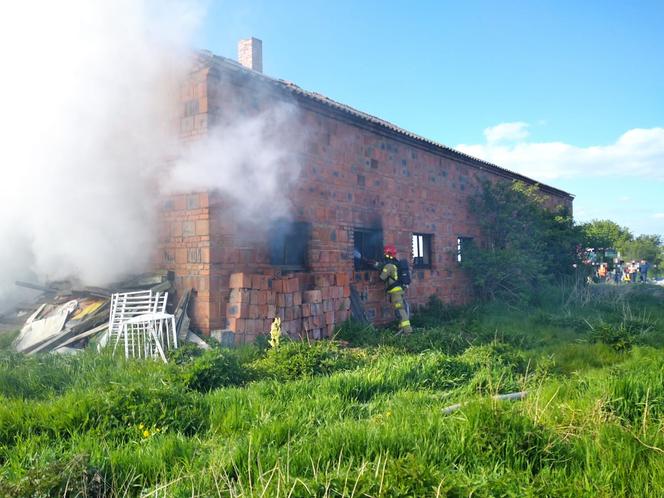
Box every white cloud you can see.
[618,196,631,202]
[654,213,664,219]
[483,122,530,143]
[457,124,664,181]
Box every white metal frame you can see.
[113,312,177,362]
[106,290,168,347]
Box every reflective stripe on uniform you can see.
[387,286,403,294]
[399,320,411,327]
[394,302,402,309]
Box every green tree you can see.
[580,219,633,250]
[462,180,581,302]
[621,234,663,266]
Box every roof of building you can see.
[197,51,573,200]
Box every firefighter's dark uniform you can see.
[375,258,412,334]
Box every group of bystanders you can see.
[595,259,650,284]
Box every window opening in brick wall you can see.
[412,233,432,269]
[184,99,199,116]
[269,219,310,270]
[354,228,384,270]
[457,236,473,263]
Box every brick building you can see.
[158,39,573,342]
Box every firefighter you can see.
[374,245,413,335]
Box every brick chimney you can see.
[238,37,263,73]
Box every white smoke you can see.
[0,1,304,304]
[167,103,303,220]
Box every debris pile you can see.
[15,297,108,354]
[4,272,206,358]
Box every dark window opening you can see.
[412,233,432,269]
[269,219,310,269]
[457,236,473,263]
[354,228,384,270]
[184,99,199,116]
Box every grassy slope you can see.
[0,284,663,497]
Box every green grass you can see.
[0,283,663,497]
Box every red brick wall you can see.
[289,110,481,326]
[178,64,209,143]
[158,192,214,331]
[155,60,572,340]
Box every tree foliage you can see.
[462,181,581,302]
[581,220,662,268]
[621,234,663,266]
[580,219,633,250]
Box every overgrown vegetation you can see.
[0,283,663,496]
[461,181,664,301]
[461,181,581,302]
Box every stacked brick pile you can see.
[308,272,351,338]
[225,271,351,343]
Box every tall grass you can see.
[0,283,663,496]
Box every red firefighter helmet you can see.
[383,244,397,258]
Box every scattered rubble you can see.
[5,272,208,358]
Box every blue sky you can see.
[196,0,663,237]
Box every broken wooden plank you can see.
[15,281,58,293]
[56,323,108,349]
[174,289,192,341]
[115,271,174,290]
[150,280,173,294]
[76,286,113,298]
[27,302,110,354]
[51,346,83,355]
[15,301,78,353]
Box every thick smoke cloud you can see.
[167,102,303,220]
[0,1,303,304]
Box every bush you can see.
[0,453,108,498]
[461,180,580,302]
[169,346,250,392]
[589,322,638,352]
[91,383,209,437]
[250,341,362,381]
[587,310,656,352]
